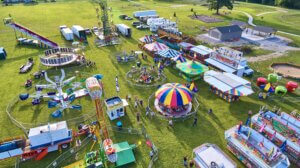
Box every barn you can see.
[209,25,243,41]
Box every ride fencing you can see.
[6,96,98,136]
[19,125,158,168]
[45,136,92,168]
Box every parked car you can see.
[20,58,34,73]
[132,21,142,27]
[119,14,133,20]
[136,24,149,30]
[243,66,254,77]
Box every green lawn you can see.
[0,0,299,168]
[244,48,274,57]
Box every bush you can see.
[241,46,253,54]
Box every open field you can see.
[0,0,299,168]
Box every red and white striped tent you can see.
[144,42,169,52]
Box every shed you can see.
[209,25,242,41]
[254,26,277,36]
[0,47,7,60]
[105,97,128,120]
[188,45,213,63]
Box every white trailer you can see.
[59,25,74,41]
[133,10,157,18]
[71,25,87,41]
[116,24,131,37]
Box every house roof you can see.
[214,25,243,34]
[231,20,248,28]
[254,26,277,33]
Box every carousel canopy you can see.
[176,60,209,76]
[144,42,168,52]
[155,83,192,107]
[157,49,181,59]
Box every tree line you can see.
[238,0,300,9]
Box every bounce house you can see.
[225,124,290,168]
[251,110,300,166]
[286,81,298,93]
[0,47,7,60]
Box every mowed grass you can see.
[0,0,299,168]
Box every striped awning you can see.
[144,42,169,52]
[157,49,181,59]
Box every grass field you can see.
[0,0,299,168]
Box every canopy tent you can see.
[139,35,154,44]
[204,70,254,102]
[176,60,209,81]
[155,83,192,107]
[144,42,169,52]
[173,54,187,63]
[178,42,194,51]
[157,49,181,59]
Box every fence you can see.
[40,124,158,168]
[45,136,92,168]
[125,68,167,88]
[6,96,97,136]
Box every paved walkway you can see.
[236,10,300,37]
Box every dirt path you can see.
[247,47,300,62]
[256,10,287,17]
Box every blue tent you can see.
[0,47,7,60]
[157,49,181,59]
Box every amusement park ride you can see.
[19,69,85,118]
[86,76,117,163]
[94,0,119,47]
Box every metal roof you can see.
[254,26,277,33]
[191,45,213,55]
[214,25,243,34]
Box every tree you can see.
[207,0,233,15]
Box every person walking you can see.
[208,108,213,114]
[136,111,141,123]
[168,119,173,127]
[140,99,143,107]
[189,160,194,168]
[134,100,138,109]
[183,157,188,168]
[192,116,198,127]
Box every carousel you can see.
[176,60,209,81]
[154,83,193,118]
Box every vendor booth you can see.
[188,45,213,63]
[142,42,168,55]
[176,60,209,81]
[105,96,129,120]
[204,70,254,102]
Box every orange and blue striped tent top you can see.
[155,83,193,107]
